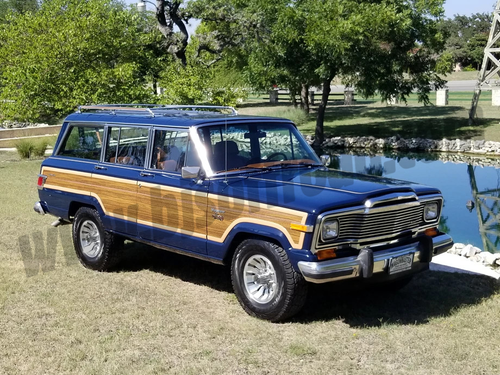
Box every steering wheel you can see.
[266,152,288,161]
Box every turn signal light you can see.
[424,227,439,237]
[316,248,337,260]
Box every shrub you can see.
[15,140,35,159]
[33,140,49,157]
[264,107,310,127]
[15,139,49,159]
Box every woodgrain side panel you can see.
[41,167,309,248]
[41,166,138,219]
[207,194,307,248]
[136,183,207,236]
[42,167,94,196]
[92,174,138,219]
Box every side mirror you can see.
[181,166,201,179]
[320,155,331,167]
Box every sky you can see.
[445,0,496,17]
[127,1,498,19]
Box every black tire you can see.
[231,239,308,322]
[72,207,122,271]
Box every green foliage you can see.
[192,0,447,144]
[157,52,248,107]
[0,0,39,22]
[436,52,454,74]
[14,138,49,159]
[275,108,309,127]
[15,140,35,159]
[32,140,49,157]
[438,13,492,70]
[0,0,157,122]
[463,66,477,72]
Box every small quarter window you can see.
[57,125,104,160]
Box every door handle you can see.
[140,172,154,177]
[94,166,107,170]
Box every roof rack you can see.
[77,104,238,117]
[77,105,155,117]
[156,105,238,115]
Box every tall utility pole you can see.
[469,1,500,125]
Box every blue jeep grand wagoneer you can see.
[34,105,453,321]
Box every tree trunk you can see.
[300,84,310,113]
[290,89,298,108]
[314,79,332,147]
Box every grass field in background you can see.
[240,90,500,142]
[0,152,499,374]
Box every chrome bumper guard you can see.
[298,234,453,284]
[34,201,47,215]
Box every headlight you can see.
[424,203,439,222]
[322,219,339,240]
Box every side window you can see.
[206,125,251,172]
[57,125,104,160]
[105,126,149,167]
[150,130,189,172]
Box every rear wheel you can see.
[72,207,122,271]
[231,239,308,322]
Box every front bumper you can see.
[298,234,453,284]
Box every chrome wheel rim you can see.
[243,255,278,304]
[79,220,102,259]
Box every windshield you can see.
[198,122,321,173]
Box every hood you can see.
[211,167,440,214]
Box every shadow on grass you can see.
[296,270,499,327]
[313,105,497,140]
[115,242,232,293]
[115,243,498,327]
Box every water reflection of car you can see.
[34,104,453,322]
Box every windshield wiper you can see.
[271,162,322,169]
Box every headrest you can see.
[214,140,239,155]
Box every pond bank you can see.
[432,243,500,280]
[310,135,500,160]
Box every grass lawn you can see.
[240,91,500,142]
[1,152,499,374]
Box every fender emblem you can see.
[211,208,225,221]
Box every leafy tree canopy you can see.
[0,0,157,121]
[438,13,493,70]
[192,0,448,144]
[0,0,40,22]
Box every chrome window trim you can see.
[311,194,443,253]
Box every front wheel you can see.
[231,239,308,322]
[72,207,122,271]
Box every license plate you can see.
[388,254,414,275]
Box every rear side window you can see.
[105,126,149,167]
[57,125,104,160]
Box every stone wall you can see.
[310,135,500,157]
[1,121,49,129]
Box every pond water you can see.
[331,152,500,253]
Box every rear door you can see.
[92,125,149,236]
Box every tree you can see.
[0,0,156,121]
[0,0,39,22]
[191,0,447,146]
[156,29,248,106]
[439,13,493,70]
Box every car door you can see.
[91,125,149,236]
[136,127,209,254]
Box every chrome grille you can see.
[319,204,425,245]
